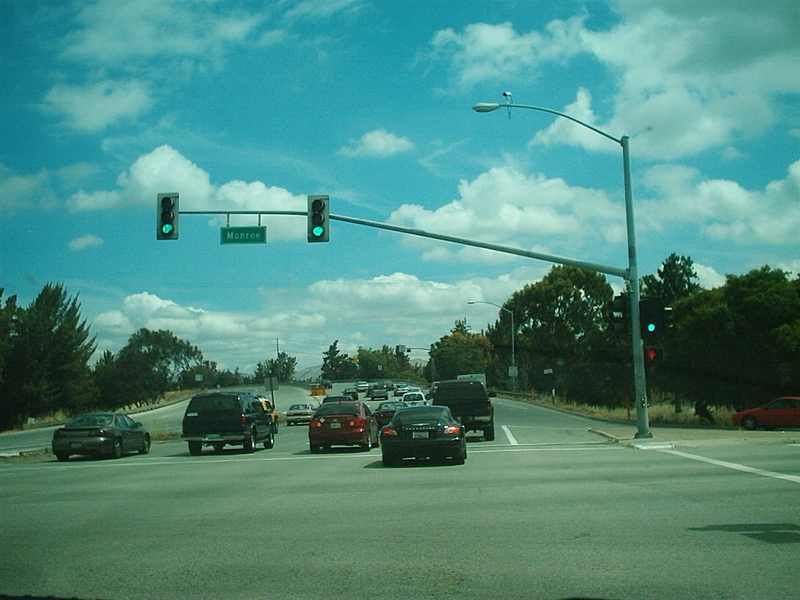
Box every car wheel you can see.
[243,430,256,453]
[484,422,496,441]
[741,415,758,430]
[310,443,322,454]
[109,438,123,459]
[139,434,151,455]
[188,441,203,456]
[264,430,275,449]
[55,452,70,462]
[382,452,397,467]
[452,450,466,465]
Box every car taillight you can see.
[309,418,322,428]
[241,415,248,427]
[442,424,461,436]
[349,417,366,427]
[382,426,398,436]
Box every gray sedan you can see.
[52,412,151,461]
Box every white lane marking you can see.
[661,449,800,484]
[502,425,519,445]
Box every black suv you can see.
[182,391,277,455]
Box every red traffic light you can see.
[644,346,663,362]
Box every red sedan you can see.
[308,401,379,453]
[732,397,800,430]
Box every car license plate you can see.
[330,422,342,428]
[70,442,83,449]
[412,431,429,439]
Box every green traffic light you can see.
[161,223,174,235]
[647,323,656,332]
[312,225,325,237]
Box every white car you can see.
[401,391,427,406]
[285,403,317,426]
[355,381,369,393]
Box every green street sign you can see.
[220,226,267,245]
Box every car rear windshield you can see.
[395,407,448,424]
[187,395,241,412]
[433,382,487,400]
[315,402,360,416]
[67,414,113,427]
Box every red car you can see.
[732,397,800,430]
[308,401,379,453]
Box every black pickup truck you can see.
[182,391,277,455]
[429,379,495,441]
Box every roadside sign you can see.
[220,226,267,244]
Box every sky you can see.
[1,0,799,375]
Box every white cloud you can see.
[693,263,726,290]
[339,129,416,157]
[0,167,58,214]
[41,80,153,133]
[68,234,104,251]
[429,20,583,89]
[388,166,625,261]
[90,268,540,371]
[639,159,800,246]
[431,3,800,160]
[60,0,265,65]
[65,145,308,240]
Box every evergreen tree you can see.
[1,283,96,427]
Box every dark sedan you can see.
[308,401,379,453]
[52,412,151,461]
[374,401,407,427]
[380,405,466,467]
[732,397,800,430]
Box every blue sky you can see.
[2,0,799,373]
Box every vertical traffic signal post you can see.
[157,193,179,240]
[307,195,329,242]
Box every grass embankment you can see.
[534,396,735,428]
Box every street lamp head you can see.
[472,102,502,113]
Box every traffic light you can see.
[639,297,664,341]
[644,346,664,363]
[607,294,628,332]
[307,195,329,242]
[157,193,179,240]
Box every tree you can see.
[255,352,297,383]
[356,346,410,380]
[428,319,493,381]
[663,267,800,409]
[321,341,358,381]
[499,266,616,402]
[640,253,702,305]
[0,289,18,396]
[0,283,96,428]
[98,329,203,407]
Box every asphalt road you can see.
[1,386,798,600]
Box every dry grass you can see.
[537,396,735,428]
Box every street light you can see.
[473,97,651,438]
[468,300,517,391]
